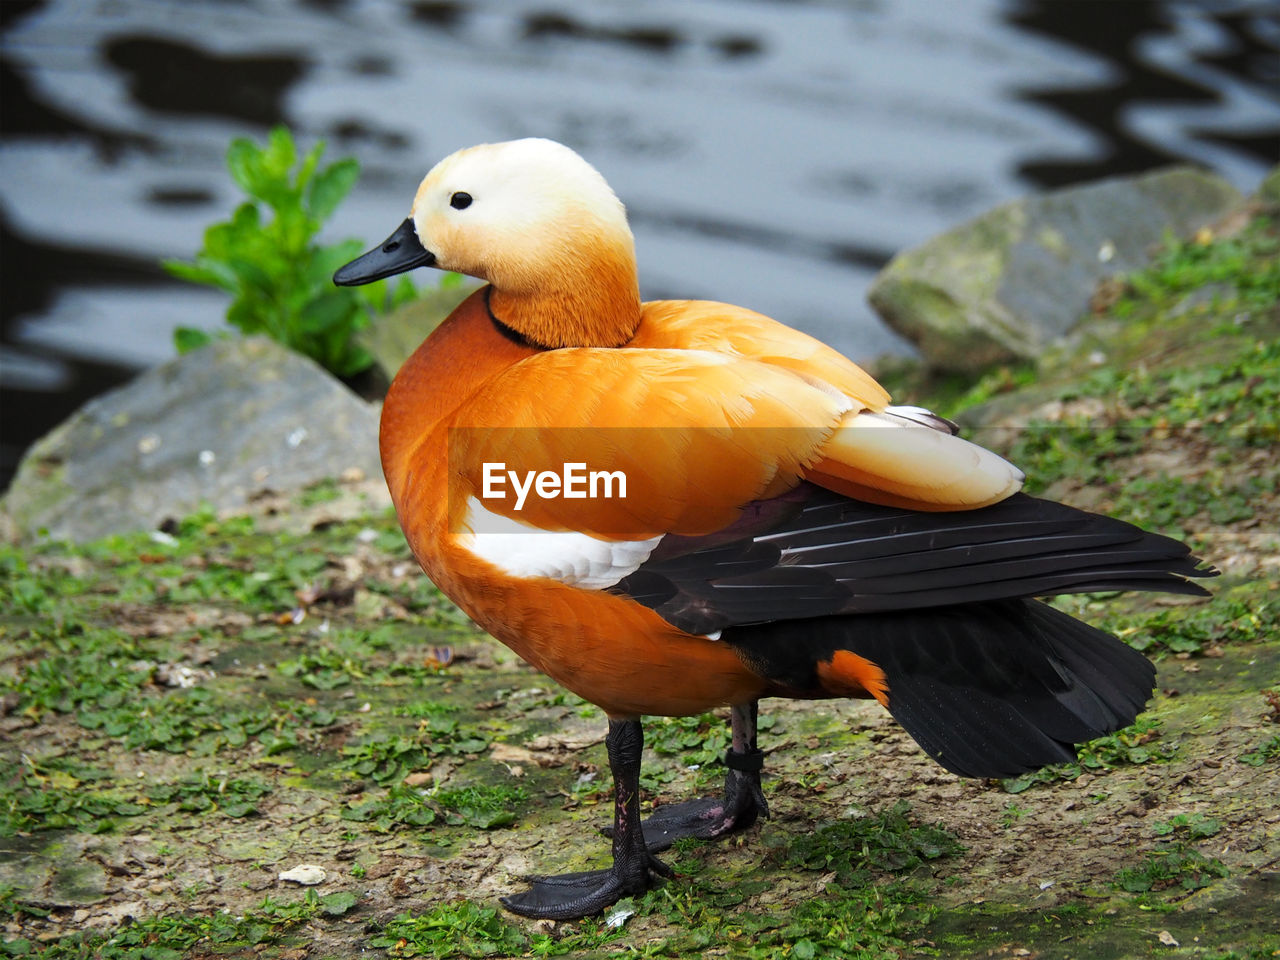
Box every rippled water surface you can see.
[2,0,1277,485]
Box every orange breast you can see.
[379,289,770,717]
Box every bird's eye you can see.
[450,192,473,210]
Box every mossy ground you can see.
[2,214,1277,959]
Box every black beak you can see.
[333,218,436,286]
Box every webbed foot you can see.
[500,853,673,920]
[605,748,771,851]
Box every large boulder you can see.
[3,336,383,542]
[867,166,1243,373]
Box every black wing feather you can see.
[610,483,1214,635]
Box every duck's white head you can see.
[336,138,642,348]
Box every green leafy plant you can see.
[340,735,435,784]
[369,901,622,958]
[646,712,777,768]
[436,784,527,829]
[1114,844,1229,894]
[0,891,353,959]
[341,783,438,832]
[145,773,272,818]
[165,126,416,376]
[1152,813,1221,839]
[1239,733,1280,767]
[784,800,964,887]
[1,769,145,837]
[1001,716,1176,793]
[1112,810,1229,897]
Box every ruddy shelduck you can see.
[334,138,1214,919]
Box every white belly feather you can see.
[458,496,661,589]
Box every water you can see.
[2,0,1277,489]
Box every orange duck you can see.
[334,138,1214,920]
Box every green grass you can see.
[643,712,777,790]
[1001,716,1176,793]
[1052,580,1278,658]
[370,901,621,958]
[1238,732,1280,767]
[340,783,527,833]
[339,718,490,787]
[436,784,528,829]
[1,758,272,837]
[340,783,439,831]
[0,890,356,959]
[355,803,964,959]
[628,811,963,960]
[1152,813,1222,840]
[1114,843,1229,895]
[1003,335,1280,500]
[1,771,144,838]
[1120,215,1280,315]
[143,773,273,818]
[1112,803,1230,899]
[782,800,964,886]
[1,505,451,622]
[4,210,1276,960]
[5,640,338,753]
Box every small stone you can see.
[278,864,327,885]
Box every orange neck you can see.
[379,287,540,514]
[487,237,642,348]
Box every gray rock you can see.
[3,336,383,542]
[867,166,1243,373]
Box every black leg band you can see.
[724,747,765,773]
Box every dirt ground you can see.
[3,217,1278,959]
[1,479,1277,958]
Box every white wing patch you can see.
[458,497,661,589]
[822,409,1025,505]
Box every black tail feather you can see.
[729,599,1157,779]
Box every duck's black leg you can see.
[500,718,672,920]
[623,701,771,852]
